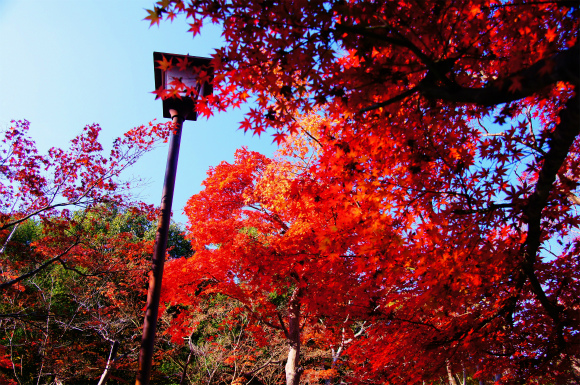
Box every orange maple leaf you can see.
[468,5,481,20]
[168,87,183,99]
[145,7,163,27]
[546,27,558,43]
[156,55,173,71]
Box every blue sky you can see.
[0,0,276,224]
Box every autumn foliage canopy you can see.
[151,0,579,384]
[0,0,577,384]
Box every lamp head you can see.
[153,52,213,121]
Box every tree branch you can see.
[522,93,579,347]
[452,203,513,215]
[0,241,79,290]
[359,86,419,114]
[97,340,120,385]
[0,174,110,232]
[420,44,579,106]
[277,310,290,339]
[359,44,580,113]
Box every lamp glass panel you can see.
[165,67,198,96]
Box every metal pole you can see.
[136,110,184,385]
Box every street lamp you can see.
[136,52,213,385]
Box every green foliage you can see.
[267,288,290,311]
[1,219,41,264]
[165,222,194,259]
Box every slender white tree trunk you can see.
[97,340,120,385]
[446,360,459,385]
[0,223,19,255]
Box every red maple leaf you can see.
[188,20,203,35]
[252,125,266,137]
[166,10,177,22]
[152,86,169,100]
[240,118,253,133]
[176,57,190,71]
[271,132,287,145]
[507,75,524,93]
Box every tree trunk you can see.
[97,340,120,385]
[285,288,302,385]
[446,360,459,385]
[178,352,192,385]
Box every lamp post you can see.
[136,52,213,385]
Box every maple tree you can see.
[149,0,578,383]
[147,0,578,138]
[0,119,189,383]
[0,205,192,384]
[162,142,375,385]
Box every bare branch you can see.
[452,203,513,215]
[0,241,79,290]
